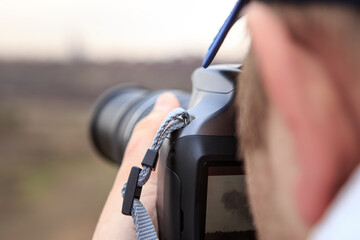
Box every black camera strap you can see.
[121,108,190,240]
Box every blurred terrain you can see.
[0,59,198,240]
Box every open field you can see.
[0,59,198,239]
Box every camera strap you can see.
[121,108,190,240]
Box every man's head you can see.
[236,2,360,239]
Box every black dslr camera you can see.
[90,64,256,240]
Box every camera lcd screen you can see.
[205,165,254,240]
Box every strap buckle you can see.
[141,149,159,170]
[122,167,142,216]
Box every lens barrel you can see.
[90,85,190,165]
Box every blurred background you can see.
[0,0,249,239]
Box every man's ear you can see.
[246,2,358,226]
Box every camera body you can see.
[156,65,255,239]
[90,64,255,240]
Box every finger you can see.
[94,93,180,240]
[118,92,180,178]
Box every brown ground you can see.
[0,59,198,240]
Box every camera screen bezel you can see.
[200,160,256,240]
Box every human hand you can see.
[93,92,180,240]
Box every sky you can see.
[0,0,250,62]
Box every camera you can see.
[90,64,256,240]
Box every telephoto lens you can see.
[90,85,190,165]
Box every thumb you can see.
[121,92,180,170]
[152,92,181,117]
